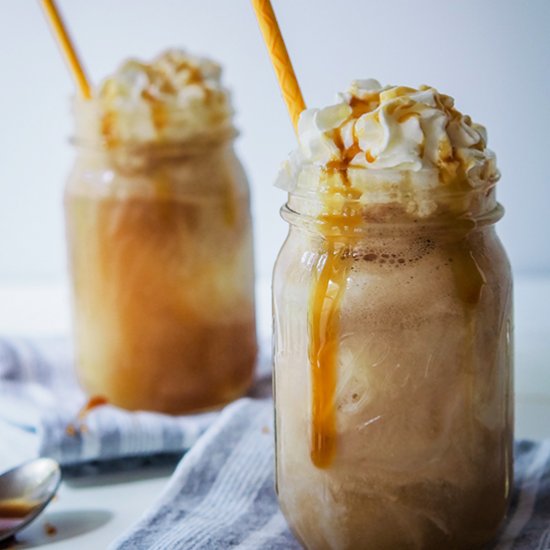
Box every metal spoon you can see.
[0,458,62,542]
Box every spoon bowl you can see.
[0,458,62,542]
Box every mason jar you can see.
[273,175,513,549]
[65,126,257,414]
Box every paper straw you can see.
[40,0,91,99]
[251,0,306,132]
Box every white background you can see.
[0,0,549,283]
[0,4,549,546]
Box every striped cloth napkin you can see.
[111,398,550,550]
[0,337,271,465]
[111,398,299,550]
[2,336,550,548]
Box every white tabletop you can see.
[1,276,549,549]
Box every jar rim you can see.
[280,200,504,236]
[69,127,238,155]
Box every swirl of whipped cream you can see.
[287,79,498,188]
[75,50,233,147]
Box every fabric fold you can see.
[110,398,300,550]
[110,397,550,550]
[2,336,550,548]
[0,337,270,465]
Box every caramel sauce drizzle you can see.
[99,58,214,148]
[101,110,119,149]
[141,89,168,132]
[348,95,378,118]
[308,103,370,468]
[307,88,487,468]
[309,243,350,468]
[0,499,37,519]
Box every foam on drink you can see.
[75,49,233,147]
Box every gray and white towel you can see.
[112,398,550,550]
[2,337,550,548]
[111,398,299,550]
[0,337,271,465]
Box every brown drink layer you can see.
[66,142,257,414]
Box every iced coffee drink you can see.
[273,80,512,548]
[66,50,257,414]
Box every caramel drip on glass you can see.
[141,89,168,132]
[101,110,119,149]
[309,242,350,468]
[77,395,108,421]
[448,242,486,305]
[306,87,490,469]
[308,121,363,468]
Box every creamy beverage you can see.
[273,80,512,549]
[66,50,257,414]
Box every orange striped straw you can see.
[251,0,306,133]
[40,0,91,99]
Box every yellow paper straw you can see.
[40,0,91,99]
[251,0,306,133]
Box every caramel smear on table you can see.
[44,522,58,536]
[65,423,77,437]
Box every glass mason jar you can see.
[65,129,257,414]
[273,174,513,549]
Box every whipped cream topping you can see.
[279,80,498,193]
[75,50,233,147]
